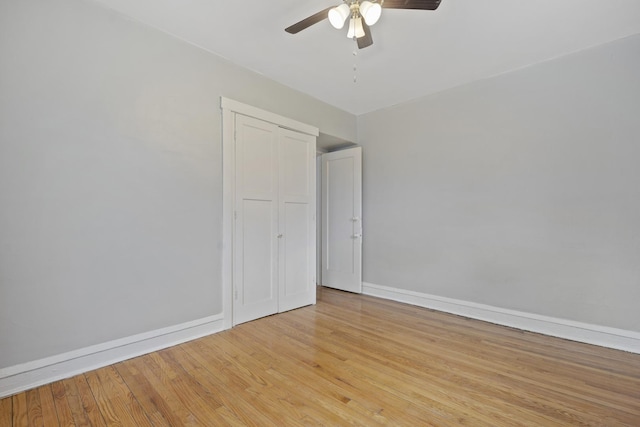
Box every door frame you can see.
[221,97,319,329]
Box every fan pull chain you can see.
[353,50,358,83]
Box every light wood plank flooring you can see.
[2,287,640,426]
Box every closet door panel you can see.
[240,121,277,197]
[281,137,310,200]
[278,128,316,312]
[242,199,277,305]
[233,115,279,325]
[280,202,311,311]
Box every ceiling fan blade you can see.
[285,7,334,34]
[381,0,442,10]
[357,22,374,49]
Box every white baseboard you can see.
[363,282,640,354]
[0,314,226,398]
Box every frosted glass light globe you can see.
[329,4,350,29]
[360,1,382,26]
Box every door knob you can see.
[277,234,283,238]
[352,233,362,238]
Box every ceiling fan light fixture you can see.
[355,16,365,38]
[347,16,365,39]
[328,4,350,29]
[346,16,355,38]
[360,1,382,26]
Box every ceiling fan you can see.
[285,0,442,49]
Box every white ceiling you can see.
[90,0,640,115]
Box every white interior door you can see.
[321,147,362,293]
[278,128,316,312]
[233,115,279,325]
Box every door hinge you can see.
[234,211,238,220]
[234,287,238,300]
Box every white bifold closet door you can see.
[233,114,316,325]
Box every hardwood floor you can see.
[2,287,640,426]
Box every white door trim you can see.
[221,98,319,137]
[221,97,319,329]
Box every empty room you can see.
[1,0,639,425]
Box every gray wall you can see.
[358,35,640,332]
[0,0,355,369]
